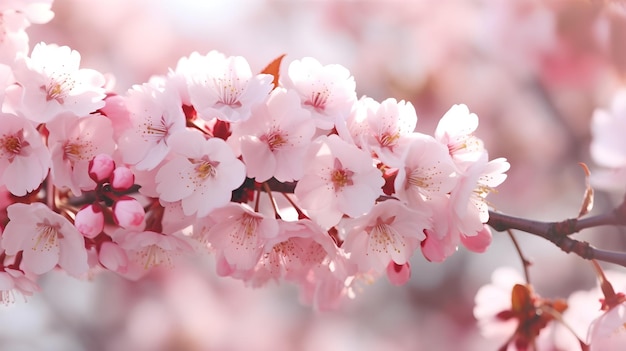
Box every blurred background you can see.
[4,0,626,350]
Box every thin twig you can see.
[506,229,531,284]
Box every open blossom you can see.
[8,42,106,123]
[295,134,384,230]
[206,203,279,273]
[394,133,457,211]
[363,98,418,164]
[283,57,357,130]
[248,219,338,287]
[341,200,427,273]
[117,81,186,170]
[0,267,40,305]
[435,103,485,165]
[0,113,50,196]
[450,153,510,235]
[236,87,315,182]
[46,113,115,195]
[187,50,273,123]
[0,0,54,64]
[111,228,194,280]
[155,129,245,217]
[1,202,89,277]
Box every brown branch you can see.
[488,206,626,267]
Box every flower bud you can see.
[113,196,145,230]
[386,261,411,286]
[110,166,134,191]
[75,204,104,238]
[89,154,115,183]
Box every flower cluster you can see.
[0,1,509,309]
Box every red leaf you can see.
[260,54,286,90]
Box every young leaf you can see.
[577,162,594,218]
[260,54,286,90]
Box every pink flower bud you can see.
[74,204,104,238]
[386,261,411,286]
[113,197,145,230]
[89,154,115,183]
[110,166,135,191]
[99,241,128,274]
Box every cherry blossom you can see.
[155,129,246,217]
[186,50,274,123]
[117,81,186,170]
[362,98,418,164]
[249,219,338,287]
[283,57,357,130]
[0,113,50,196]
[205,203,279,273]
[341,200,427,273]
[236,87,315,182]
[1,202,89,277]
[74,204,104,239]
[295,134,384,229]
[434,103,485,165]
[9,42,106,123]
[394,133,457,211]
[0,267,40,305]
[112,228,194,280]
[46,113,115,195]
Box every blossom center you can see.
[305,89,329,110]
[377,132,400,148]
[42,72,75,103]
[138,244,172,270]
[261,130,288,151]
[33,220,62,252]
[0,131,28,161]
[365,216,402,254]
[64,140,92,162]
[330,158,354,191]
[214,77,243,107]
[143,115,173,144]
[193,157,220,179]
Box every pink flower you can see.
[450,154,510,236]
[1,202,89,276]
[249,219,338,287]
[363,98,418,164]
[112,196,145,230]
[236,87,316,182]
[434,104,485,165]
[386,262,411,286]
[112,228,194,279]
[394,133,457,211]
[9,42,106,123]
[117,81,186,170]
[206,203,279,273]
[341,200,427,273]
[46,113,115,195]
[74,204,104,239]
[186,50,273,123]
[155,129,246,217]
[283,57,357,130]
[0,267,40,305]
[295,134,384,229]
[110,166,134,191]
[0,113,50,196]
[88,153,115,183]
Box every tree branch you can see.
[488,202,626,267]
